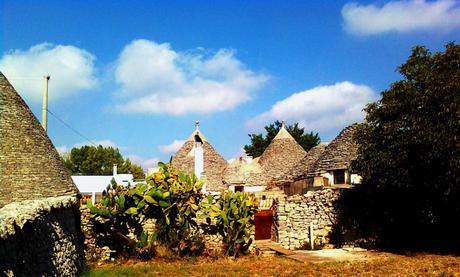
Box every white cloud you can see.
[158,139,186,154]
[113,39,268,115]
[56,140,120,155]
[246,81,375,134]
[56,145,68,155]
[74,139,119,149]
[227,148,248,162]
[0,43,97,102]
[127,155,160,170]
[342,0,460,35]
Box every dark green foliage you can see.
[201,191,258,257]
[88,162,204,258]
[338,43,460,251]
[64,145,145,179]
[244,121,320,157]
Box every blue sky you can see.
[1,0,459,169]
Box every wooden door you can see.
[255,209,273,240]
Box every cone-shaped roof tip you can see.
[187,121,207,142]
[273,120,294,140]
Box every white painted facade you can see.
[72,165,144,204]
[228,184,266,193]
[317,170,362,186]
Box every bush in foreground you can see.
[88,162,204,258]
[88,162,259,259]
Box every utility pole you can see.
[41,75,50,132]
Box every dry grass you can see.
[83,253,460,277]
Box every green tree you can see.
[244,120,320,157]
[64,145,145,179]
[119,158,145,180]
[339,43,460,251]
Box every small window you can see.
[235,185,244,192]
[334,170,346,184]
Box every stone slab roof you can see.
[0,72,79,208]
[171,125,227,192]
[273,144,327,184]
[258,123,307,181]
[222,157,269,186]
[309,124,359,174]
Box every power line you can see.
[5,76,43,80]
[46,109,98,147]
[9,75,97,148]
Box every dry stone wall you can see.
[0,196,84,276]
[80,205,114,262]
[272,189,341,250]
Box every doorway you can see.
[254,209,273,240]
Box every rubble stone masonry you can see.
[0,196,84,276]
[272,189,341,250]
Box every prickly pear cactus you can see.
[88,162,205,258]
[201,191,258,257]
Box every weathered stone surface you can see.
[308,124,359,175]
[0,196,84,276]
[258,124,306,182]
[79,205,113,262]
[272,189,341,250]
[0,73,83,276]
[171,131,228,192]
[0,72,79,208]
[222,157,269,187]
[273,144,327,184]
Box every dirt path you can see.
[255,240,380,263]
[288,248,380,263]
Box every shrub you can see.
[87,162,204,258]
[201,191,258,257]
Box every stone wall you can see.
[80,205,114,262]
[0,196,84,276]
[272,189,341,250]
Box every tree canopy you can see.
[337,43,460,251]
[244,121,320,157]
[63,145,145,179]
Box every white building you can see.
[72,165,143,204]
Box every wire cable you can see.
[46,109,98,147]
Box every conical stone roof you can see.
[258,122,307,181]
[171,123,227,192]
[0,72,79,208]
[309,124,359,175]
[273,144,327,184]
[222,157,269,186]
